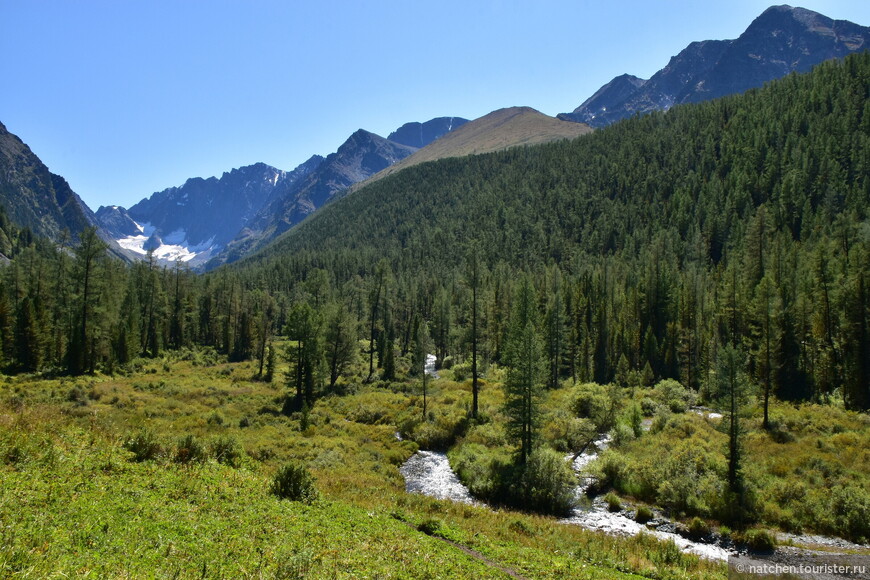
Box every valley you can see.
[0,4,869,579]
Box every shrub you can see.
[635,506,653,524]
[123,429,163,462]
[67,386,87,405]
[508,519,535,536]
[610,422,636,447]
[654,379,693,413]
[211,435,243,467]
[604,492,622,512]
[640,397,659,417]
[519,448,577,516]
[572,383,617,431]
[174,434,207,464]
[830,484,870,543]
[742,529,777,553]
[592,449,628,491]
[687,516,710,539]
[270,463,318,503]
[626,403,644,437]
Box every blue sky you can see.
[3,1,870,210]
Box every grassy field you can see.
[0,347,727,579]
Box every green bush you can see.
[591,449,628,491]
[635,506,653,524]
[741,529,777,553]
[449,442,510,499]
[519,448,577,516]
[270,463,318,503]
[572,383,618,431]
[123,429,163,462]
[687,516,710,539]
[640,397,659,417]
[654,379,694,413]
[174,434,207,464]
[830,484,870,543]
[604,492,622,512]
[417,518,443,536]
[211,435,243,467]
[610,422,636,447]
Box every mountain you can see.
[0,121,98,243]
[387,117,469,148]
[560,5,870,127]
[97,158,323,265]
[356,107,593,189]
[558,74,648,126]
[94,205,141,239]
[215,130,418,265]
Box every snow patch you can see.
[116,222,217,264]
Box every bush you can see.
[635,506,654,524]
[211,435,243,467]
[572,382,620,431]
[123,429,163,462]
[640,397,659,417]
[687,516,710,539]
[271,463,318,503]
[654,379,694,413]
[830,484,870,543]
[174,434,207,464]
[604,492,622,512]
[610,422,636,447]
[742,529,777,553]
[591,449,628,491]
[519,448,577,516]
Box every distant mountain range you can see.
[559,5,870,127]
[1,4,868,269]
[95,118,465,267]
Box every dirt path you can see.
[400,520,528,580]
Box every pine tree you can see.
[464,244,485,419]
[324,302,357,389]
[544,265,566,389]
[503,275,544,465]
[67,227,107,375]
[712,343,752,524]
[284,302,323,411]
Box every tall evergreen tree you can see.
[67,227,107,375]
[503,275,544,465]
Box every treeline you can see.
[1,53,869,412]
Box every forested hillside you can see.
[2,53,868,412]
[233,53,870,410]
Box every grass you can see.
[0,348,726,578]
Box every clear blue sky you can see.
[2,1,870,210]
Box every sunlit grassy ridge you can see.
[0,350,725,579]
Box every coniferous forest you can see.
[1,52,869,577]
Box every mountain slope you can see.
[234,52,870,285]
[0,121,98,243]
[388,117,469,148]
[214,130,418,265]
[356,107,593,189]
[560,5,870,127]
[558,74,648,126]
